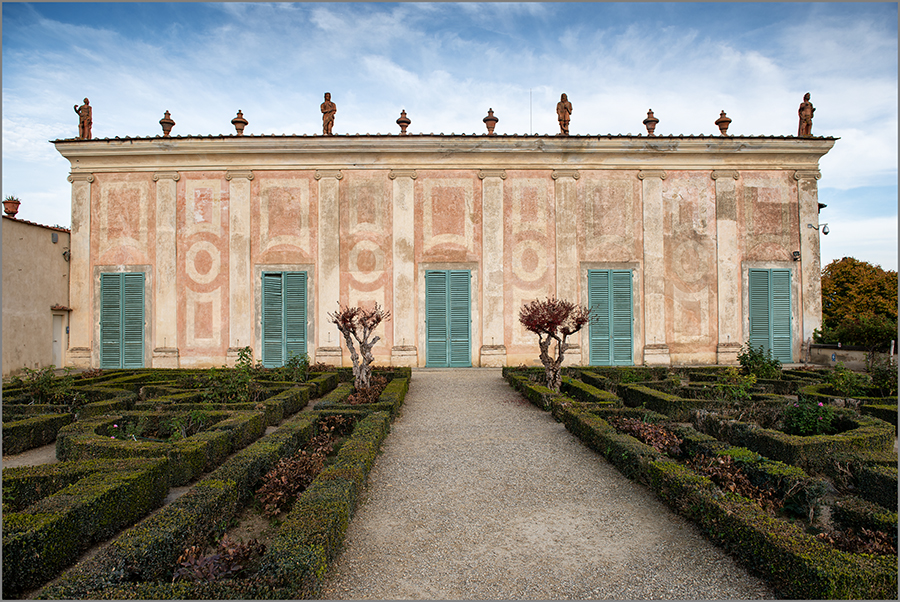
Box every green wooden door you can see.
[100,272,145,369]
[425,270,471,367]
[262,272,308,368]
[589,269,633,366]
[748,268,792,363]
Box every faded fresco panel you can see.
[415,171,482,263]
[580,172,642,262]
[176,173,230,360]
[339,171,393,359]
[503,172,556,354]
[662,172,718,356]
[92,173,155,266]
[251,172,317,266]
[742,171,798,261]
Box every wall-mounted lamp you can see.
[62,248,71,262]
[807,223,829,235]
[792,251,801,261]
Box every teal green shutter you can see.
[425,270,471,367]
[589,270,633,366]
[449,270,471,367]
[100,272,144,369]
[284,272,307,362]
[425,271,449,367]
[748,268,792,363]
[262,272,307,368]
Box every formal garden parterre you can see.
[2,352,410,599]
[503,357,897,600]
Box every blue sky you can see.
[3,2,897,270]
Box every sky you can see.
[2,2,897,270]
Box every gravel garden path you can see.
[321,368,777,600]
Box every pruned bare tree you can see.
[519,297,591,393]
[328,302,391,391]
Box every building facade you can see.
[2,212,71,376]
[53,134,835,369]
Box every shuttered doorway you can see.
[262,271,308,368]
[748,268,792,363]
[588,269,633,366]
[425,270,471,367]
[100,272,145,369]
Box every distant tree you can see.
[817,257,898,369]
[519,298,591,393]
[328,303,390,391]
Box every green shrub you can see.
[868,356,898,398]
[715,367,757,403]
[826,363,870,397]
[7,365,87,406]
[781,399,836,436]
[738,343,782,379]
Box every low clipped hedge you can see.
[135,384,312,426]
[861,403,898,427]
[853,463,898,512]
[2,413,74,455]
[3,458,169,596]
[38,410,392,600]
[55,410,266,486]
[692,410,895,477]
[503,372,897,599]
[560,376,618,406]
[799,382,897,407]
[831,495,898,535]
[313,377,410,417]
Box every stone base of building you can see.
[316,346,343,367]
[716,343,742,366]
[391,345,418,367]
[479,345,507,367]
[153,347,180,368]
[561,344,581,367]
[643,344,672,366]
[67,347,92,369]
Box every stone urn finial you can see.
[715,110,732,136]
[231,110,248,136]
[3,195,21,217]
[483,108,499,135]
[159,110,175,137]
[396,109,411,135]
[643,109,659,136]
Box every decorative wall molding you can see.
[711,170,739,180]
[478,169,507,180]
[793,170,821,181]
[153,171,181,182]
[637,170,667,180]
[225,170,254,181]
[67,173,94,183]
[389,169,418,180]
[551,169,580,180]
[315,169,343,180]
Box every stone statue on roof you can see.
[557,93,572,136]
[74,98,92,139]
[798,92,815,137]
[321,92,336,136]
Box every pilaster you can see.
[795,169,823,347]
[389,169,418,367]
[553,169,581,365]
[226,170,254,366]
[66,172,94,368]
[479,169,507,366]
[639,169,671,365]
[152,171,181,368]
[712,170,742,364]
[315,170,344,366]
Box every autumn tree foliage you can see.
[519,297,591,393]
[328,303,390,391]
[817,258,898,367]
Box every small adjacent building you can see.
[2,202,71,376]
[53,131,835,369]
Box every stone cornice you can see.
[153,171,180,181]
[711,170,740,180]
[389,169,417,180]
[67,173,94,183]
[225,170,254,181]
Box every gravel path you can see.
[321,369,776,599]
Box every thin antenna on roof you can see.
[530,89,532,135]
